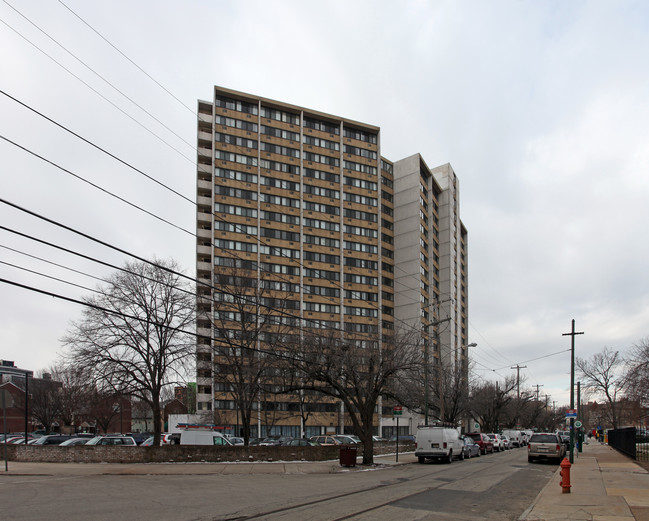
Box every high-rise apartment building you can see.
[195,86,468,438]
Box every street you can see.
[1,449,556,520]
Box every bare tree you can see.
[577,347,625,429]
[210,265,298,445]
[48,364,92,431]
[625,337,649,406]
[285,326,421,465]
[469,376,517,432]
[30,374,63,433]
[61,259,195,445]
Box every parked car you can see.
[467,432,494,454]
[178,430,231,446]
[500,435,512,450]
[309,435,343,446]
[229,437,245,446]
[58,437,90,446]
[86,435,137,446]
[528,433,566,463]
[259,436,294,446]
[333,435,359,445]
[389,435,416,443]
[415,426,465,463]
[486,433,506,451]
[372,436,387,442]
[461,436,481,458]
[286,439,319,447]
[502,429,523,447]
[31,435,74,446]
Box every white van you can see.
[502,429,522,447]
[415,426,464,463]
[179,429,233,446]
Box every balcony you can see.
[197,195,212,207]
[197,261,212,272]
[197,179,212,191]
[198,113,213,124]
[197,245,212,256]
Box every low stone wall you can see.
[6,441,415,464]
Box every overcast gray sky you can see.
[1,0,647,407]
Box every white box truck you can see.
[415,426,464,463]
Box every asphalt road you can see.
[1,448,556,521]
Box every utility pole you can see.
[562,319,584,463]
[534,384,544,402]
[511,364,527,400]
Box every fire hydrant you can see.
[560,457,572,493]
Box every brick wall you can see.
[5,441,414,464]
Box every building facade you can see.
[195,87,468,438]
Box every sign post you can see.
[393,406,402,462]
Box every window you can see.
[214,257,257,270]
[215,168,257,183]
[261,263,300,276]
[303,135,340,151]
[344,160,377,176]
[215,115,258,132]
[260,228,300,242]
[261,125,299,141]
[260,142,300,158]
[213,239,257,253]
[213,203,257,218]
[260,193,300,208]
[304,168,339,183]
[304,268,340,281]
[343,127,377,144]
[344,176,377,191]
[214,222,257,235]
[261,107,300,124]
[215,151,257,166]
[345,306,378,317]
[304,218,339,231]
[259,245,300,258]
[304,235,340,248]
[303,251,340,264]
[215,133,258,149]
[344,257,377,270]
[344,274,377,285]
[304,285,340,297]
[344,290,378,301]
[344,193,377,206]
[343,209,377,222]
[304,201,340,216]
[260,211,300,225]
[259,159,300,175]
[214,185,257,200]
[304,152,339,167]
[215,96,258,115]
[304,116,339,134]
[303,184,340,199]
[303,302,340,314]
[344,241,377,254]
[343,145,377,160]
[261,177,299,191]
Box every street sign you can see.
[575,420,582,428]
[566,409,577,418]
[474,423,480,430]
[393,406,402,416]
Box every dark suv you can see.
[467,432,494,454]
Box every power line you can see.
[0,16,194,163]
[57,0,195,115]
[2,0,194,149]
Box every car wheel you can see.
[418,456,426,464]
[446,451,453,464]
[459,449,465,461]
[528,456,534,463]
[467,450,471,459]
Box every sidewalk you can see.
[520,442,649,521]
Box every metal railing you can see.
[607,426,649,462]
